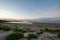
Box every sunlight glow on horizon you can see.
[0,10,60,20]
[0,0,60,19]
[0,10,41,19]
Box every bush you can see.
[27,30,35,32]
[5,32,24,40]
[2,26,11,31]
[12,28,27,33]
[23,28,35,32]
[0,26,2,30]
[40,28,49,32]
[37,31,43,35]
[12,28,20,32]
[19,29,27,33]
[13,28,35,33]
[54,29,60,33]
[27,34,38,39]
[40,28,55,33]
[57,32,60,38]
[0,26,11,31]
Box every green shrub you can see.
[13,28,35,33]
[26,29,35,33]
[24,28,35,32]
[12,28,27,33]
[57,32,60,38]
[37,31,43,35]
[27,34,38,39]
[5,32,24,40]
[0,26,11,31]
[0,26,2,30]
[12,28,20,32]
[54,29,60,33]
[2,26,11,31]
[40,28,55,33]
[19,29,27,33]
[23,28,29,30]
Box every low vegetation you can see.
[40,28,59,33]
[5,32,24,40]
[36,31,43,35]
[40,27,60,38]
[12,27,35,33]
[0,26,11,31]
[24,28,35,32]
[27,34,38,39]
[1,25,60,40]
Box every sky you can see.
[0,0,60,19]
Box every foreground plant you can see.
[0,26,2,30]
[0,26,11,31]
[23,28,35,32]
[12,27,27,33]
[37,31,43,35]
[12,27,20,32]
[40,28,55,33]
[5,32,24,40]
[27,34,38,40]
[57,32,60,38]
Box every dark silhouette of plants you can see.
[0,20,9,23]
